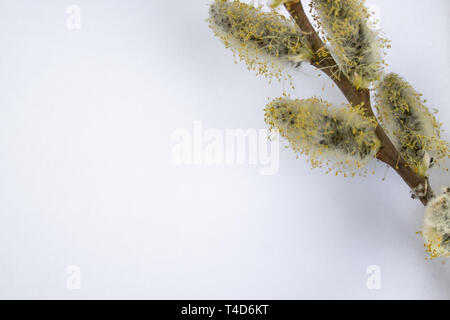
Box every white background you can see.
[0,0,449,299]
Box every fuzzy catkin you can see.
[265,97,380,175]
[311,0,386,89]
[375,73,448,177]
[208,0,313,83]
[423,188,450,259]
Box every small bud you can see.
[311,0,387,88]
[423,190,450,259]
[265,97,380,174]
[208,0,313,83]
[375,73,449,176]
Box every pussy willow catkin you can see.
[311,0,387,89]
[265,97,380,176]
[375,73,449,177]
[208,0,313,84]
[423,187,450,259]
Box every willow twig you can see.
[284,0,434,205]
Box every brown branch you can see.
[285,1,434,205]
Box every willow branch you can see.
[284,1,434,205]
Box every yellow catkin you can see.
[311,0,388,89]
[375,73,449,176]
[208,0,313,86]
[422,188,450,259]
[265,97,380,175]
